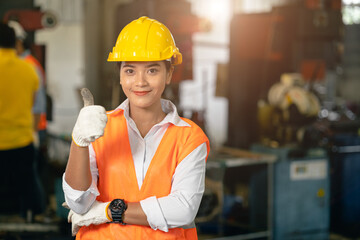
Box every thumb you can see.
[62,202,70,209]
[81,88,94,107]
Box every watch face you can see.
[111,199,125,212]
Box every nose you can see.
[134,71,147,87]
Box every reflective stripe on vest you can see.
[77,109,210,240]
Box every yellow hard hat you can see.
[108,16,182,65]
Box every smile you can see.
[133,91,150,96]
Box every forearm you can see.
[123,202,149,226]
[157,192,203,226]
[107,202,150,226]
[65,141,92,191]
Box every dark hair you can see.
[22,37,31,50]
[116,60,172,72]
[0,23,16,48]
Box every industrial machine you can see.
[258,73,322,146]
[251,144,330,240]
[330,134,360,237]
[227,0,343,149]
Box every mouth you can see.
[133,91,150,96]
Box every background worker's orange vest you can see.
[24,54,47,131]
[77,109,210,240]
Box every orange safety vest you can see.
[24,54,47,131]
[76,109,210,240]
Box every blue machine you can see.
[251,145,330,240]
[330,134,360,237]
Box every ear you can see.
[166,66,174,85]
[15,39,24,55]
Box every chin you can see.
[130,99,154,109]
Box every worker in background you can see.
[0,23,42,220]
[63,16,210,239]
[8,20,47,216]
[8,20,47,148]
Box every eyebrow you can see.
[122,64,135,68]
[122,63,161,68]
[145,63,161,68]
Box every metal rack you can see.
[197,147,276,239]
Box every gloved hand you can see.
[67,200,111,236]
[72,88,107,147]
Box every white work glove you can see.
[72,88,107,147]
[67,200,111,236]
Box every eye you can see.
[124,68,134,75]
[148,68,158,74]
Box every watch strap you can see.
[111,211,125,224]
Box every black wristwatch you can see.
[109,199,127,224]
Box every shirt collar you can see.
[20,49,31,58]
[112,98,190,127]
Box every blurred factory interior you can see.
[1,0,360,239]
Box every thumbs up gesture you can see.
[72,88,108,147]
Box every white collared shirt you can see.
[63,99,208,232]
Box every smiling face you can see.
[120,61,174,112]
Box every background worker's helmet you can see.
[108,16,182,65]
[8,20,27,41]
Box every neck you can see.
[129,101,166,137]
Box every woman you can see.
[63,16,210,239]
